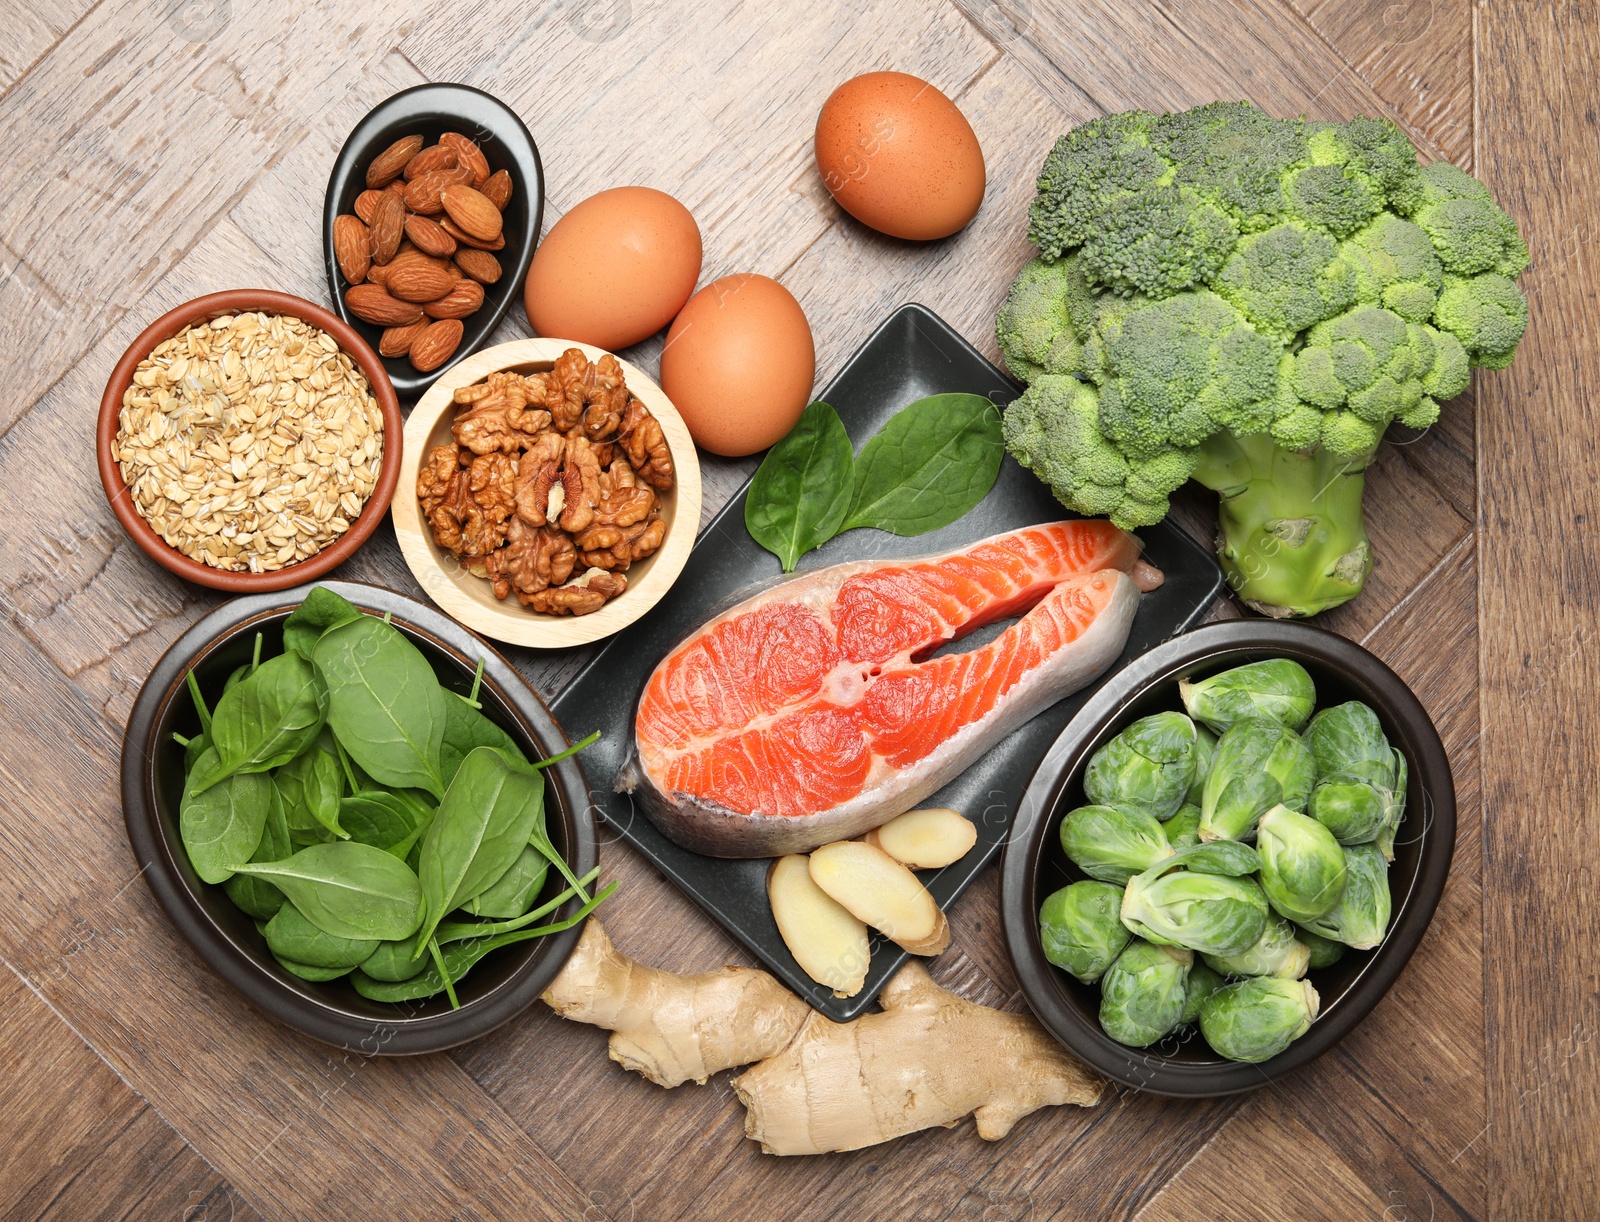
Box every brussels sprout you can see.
[1166,804,1201,851]
[1099,939,1192,1047]
[1084,712,1198,822]
[1059,804,1173,885]
[1178,960,1225,1025]
[1297,927,1348,969]
[1040,881,1131,984]
[1169,839,1262,878]
[1186,725,1218,806]
[1303,701,1392,781]
[1199,720,1316,841]
[1375,748,1408,862]
[1300,843,1392,950]
[1120,859,1270,957]
[1203,916,1310,979]
[1179,659,1317,733]
[1304,702,1406,851]
[1309,772,1390,844]
[1257,805,1348,923]
[1199,977,1321,1063]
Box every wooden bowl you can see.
[1000,621,1456,1096]
[121,580,597,1053]
[393,338,702,648]
[97,289,403,593]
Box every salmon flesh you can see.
[616,521,1151,858]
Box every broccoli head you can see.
[999,101,1530,617]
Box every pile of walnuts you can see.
[418,349,674,616]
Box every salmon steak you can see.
[616,521,1158,858]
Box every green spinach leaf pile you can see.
[173,587,613,1008]
[998,101,1529,616]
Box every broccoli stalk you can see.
[999,101,1529,618]
[1191,432,1373,617]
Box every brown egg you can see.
[660,274,815,457]
[814,71,985,241]
[524,186,701,350]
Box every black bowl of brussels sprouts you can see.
[1000,620,1454,1096]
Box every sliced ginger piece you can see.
[768,855,871,997]
[864,808,977,870]
[808,840,949,956]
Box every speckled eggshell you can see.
[814,71,986,241]
[524,186,702,350]
[659,274,815,457]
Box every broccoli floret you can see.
[1153,102,1310,231]
[1086,291,1281,455]
[1407,162,1531,276]
[1214,221,1358,338]
[1002,375,1192,526]
[1433,271,1529,369]
[1028,112,1166,260]
[1079,184,1239,297]
[1340,213,1444,321]
[1000,102,1529,617]
[996,256,1091,381]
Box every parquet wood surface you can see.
[0,1,1581,1217]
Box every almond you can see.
[423,278,485,319]
[403,143,458,180]
[404,213,457,258]
[440,133,490,187]
[353,189,384,225]
[409,319,464,372]
[368,190,406,264]
[441,185,503,243]
[405,165,474,215]
[379,319,429,358]
[385,250,457,303]
[366,134,424,188]
[453,247,502,284]
[346,284,425,326]
[332,214,372,285]
[384,178,408,199]
[481,169,514,211]
[439,218,506,252]
[366,260,390,288]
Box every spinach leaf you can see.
[313,617,447,799]
[276,739,345,838]
[350,882,616,1005]
[413,747,547,954]
[223,781,292,919]
[187,670,213,737]
[283,586,363,660]
[179,747,272,884]
[264,903,379,968]
[358,935,432,983]
[183,730,212,775]
[228,842,424,941]
[457,844,548,919]
[198,652,327,792]
[340,792,425,853]
[442,865,600,937]
[841,393,1003,535]
[745,401,855,571]
[273,955,354,983]
[439,694,525,788]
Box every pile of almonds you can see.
[333,131,513,373]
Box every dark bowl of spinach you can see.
[122,580,598,1054]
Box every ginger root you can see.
[542,920,1104,1154]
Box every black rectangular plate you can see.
[550,303,1223,1020]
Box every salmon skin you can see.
[617,521,1149,858]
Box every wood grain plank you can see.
[1290,0,1474,166]
[0,0,432,430]
[0,0,87,95]
[0,965,263,1222]
[0,617,596,1221]
[1477,4,1600,1217]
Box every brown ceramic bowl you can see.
[97,289,403,592]
[1001,621,1455,1096]
[121,580,598,1053]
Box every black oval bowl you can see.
[121,580,595,1054]
[1001,620,1455,1097]
[322,83,544,401]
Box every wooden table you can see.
[0,2,1589,1217]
